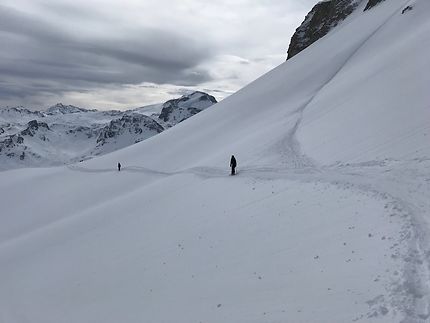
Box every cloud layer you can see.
[0,0,315,109]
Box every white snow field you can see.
[1,0,430,322]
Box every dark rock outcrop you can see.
[96,113,164,147]
[159,91,217,125]
[47,103,96,115]
[66,126,95,139]
[364,0,385,11]
[0,134,24,152]
[21,120,50,137]
[0,107,44,117]
[287,0,360,60]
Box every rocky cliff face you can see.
[287,0,361,60]
[94,113,164,155]
[46,103,96,114]
[158,92,217,126]
[0,120,52,165]
[287,0,387,60]
[364,0,385,11]
[20,120,50,137]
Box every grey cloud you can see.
[0,3,214,105]
[0,0,315,109]
[38,1,109,21]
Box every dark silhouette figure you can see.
[118,162,121,171]
[230,155,237,175]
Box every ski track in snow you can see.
[66,157,430,321]
[64,3,430,319]
[277,0,430,319]
[323,162,430,322]
[1,0,429,321]
[276,0,412,171]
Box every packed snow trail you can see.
[0,163,418,323]
[2,158,430,322]
[274,0,430,318]
[277,0,411,170]
[1,0,430,322]
[324,160,430,321]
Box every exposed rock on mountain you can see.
[287,0,361,59]
[21,120,50,137]
[9,107,43,116]
[364,0,385,11]
[95,114,164,154]
[158,91,217,126]
[0,91,217,170]
[47,103,96,115]
[0,107,45,122]
[287,0,390,60]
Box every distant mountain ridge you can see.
[159,91,217,125]
[46,103,97,114]
[0,91,217,170]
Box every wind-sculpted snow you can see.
[0,0,429,322]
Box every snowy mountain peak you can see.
[46,103,96,115]
[158,91,217,124]
[182,91,217,102]
[95,113,164,155]
[0,106,45,118]
[23,120,50,133]
[0,91,217,170]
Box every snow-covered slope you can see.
[297,0,429,164]
[0,0,429,322]
[0,92,217,170]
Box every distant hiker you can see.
[118,162,121,171]
[230,155,237,175]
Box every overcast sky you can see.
[0,0,316,110]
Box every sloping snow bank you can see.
[298,0,430,164]
[0,0,429,322]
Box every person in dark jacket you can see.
[118,162,121,171]
[230,155,237,175]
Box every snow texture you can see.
[0,0,429,322]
